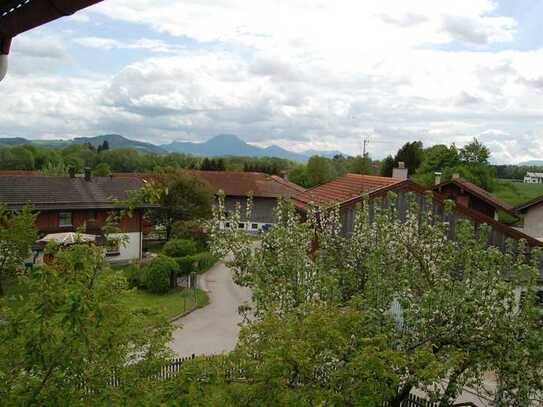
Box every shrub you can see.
[143,255,178,294]
[174,252,218,275]
[174,256,194,275]
[123,264,145,289]
[192,252,218,273]
[163,239,198,258]
[172,220,209,250]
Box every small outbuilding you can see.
[516,195,543,241]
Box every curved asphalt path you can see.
[169,260,252,357]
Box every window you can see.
[238,223,245,229]
[58,212,72,228]
[251,223,258,229]
[105,239,120,257]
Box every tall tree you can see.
[414,144,460,186]
[381,155,395,177]
[143,171,215,240]
[459,138,490,165]
[306,156,334,186]
[350,155,373,175]
[394,141,424,175]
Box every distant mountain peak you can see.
[0,133,347,161]
[212,134,244,142]
[161,134,345,161]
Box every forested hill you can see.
[0,134,343,161]
[0,134,166,155]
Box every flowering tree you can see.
[207,192,543,406]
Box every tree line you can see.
[0,142,298,176]
[0,138,536,192]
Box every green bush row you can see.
[124,256,178,294]
[173,252,218,275]
[162,238,199,258]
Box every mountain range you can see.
[519,160,543,166]
[0,134,344,161]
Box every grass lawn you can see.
[3,268,209,321]
[493,180,543,207]
[119,286,208,320]
[111,264,209,319]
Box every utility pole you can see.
[362,137,370,157]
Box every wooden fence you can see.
[100,355,480,407]
[383,393,479,406]
[342,190,543,279]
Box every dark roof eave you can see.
[432,179,516,216]
[515,195,543,212]
[5,203,159,211]
[0,1,103,46]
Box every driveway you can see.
[169,260,252,357]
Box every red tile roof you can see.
[114,170,305,199]
[298,173,402,206]
[186,170,304,199]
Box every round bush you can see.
[172,220,209,250]
[124,264,145,289]
[143,255,178,294]
[162,239,198,258]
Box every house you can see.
[187,170,306,232]
[524,172,543,184]
[0,170,152,263]
[515,195,543,241]
[290,173,404,232]
[115,170,306,233]
[291,174,543,278]
[432,176,516,221]
[294,173,402,206]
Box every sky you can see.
[1,0,543,163]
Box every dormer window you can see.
[58,212,72,228]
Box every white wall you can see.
[107,232,142,263]
[523,203,543,241]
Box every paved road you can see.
[169,260,252,357]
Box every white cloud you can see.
[2,0,543,163]
[73,36,184,53]
[73,36,123,50]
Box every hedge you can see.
[143,255,178,294]
[163,239,198,258]
[174,252,218,275]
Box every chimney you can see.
[68,167,76,178]
[392,161,408,180]
[84,167,91,182]
[434,171,442,185]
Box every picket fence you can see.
[100,355,479,407]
